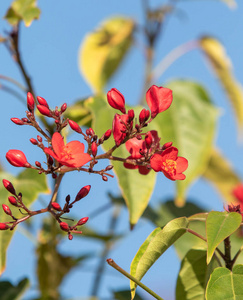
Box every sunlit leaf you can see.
[85,95,156,226]
[130,217,189,299]
[0,169,49,274]
[200,36,243,130]
[0,278,29,300]
[206,265,243,300]
[79,16,135,92]
[113,289,145,300]
[203,148,241,204]
[176,248,219,300]
[206,211,242,264]
[155,80,218,206]
[4,0,40,27]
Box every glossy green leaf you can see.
[154,80,218,206]
[203,148,241,204]
[206,212,242,264]
[113,289,145,300]
[206,265,243,300]
[85,95,156,226]
[79,16,135,92]
[4,0,40,27]
[200,36,243,130]
[0,278,29,300]
[0,169,49,274]
[176,248,219,300]
[130,217,189,299]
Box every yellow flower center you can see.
[162,159,177,176]
[61,145,73,160]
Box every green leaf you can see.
[155,80,218,206]
[206,212,242,264]
[200,36,243,130]
[0,278,29,300]
[79,16,135,92]
[176,248,219,300]
[4,0,40,27]
[130,217,189,299]
[113,289,145,300]
[203,148,241,204]
[0,169,49,274]
[206,265,243,300]
[85,95,156,226]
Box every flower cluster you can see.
[228,183,243,219]
[1,85,188,237]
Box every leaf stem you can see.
[107,258,164,300]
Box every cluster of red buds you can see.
[1,85,188,237]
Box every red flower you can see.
[112,113,130,146]
[146,85,173,118]
[150,146,188,180]
[44,132,91,168]
[107,88,126,114]
[6,150,31,168]
[232,184,243,203]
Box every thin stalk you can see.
[0,84,26,104]
[0,74,27,92]
[107,259,164,300]
[48,173,64,209]
[224,236,232,270]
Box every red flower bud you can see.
[102,175,108,181]
[61,103,67,113]
[6,150,30,168]
[128,109,135,121]
[11,118,24,125]
[27,92,35,111]
[30,138,38,145]
[139,108,147,125]
[51,202,62,211]
[0,223,10,230]
[89,128,94,136]
[60,222,69,231]
[35,161,41,168]
[75,185,91,202]
[91,142,97,157]
[37,96,49,108]
[2,179,16,195]
[37,105,52,117]
[162,142,173,150]
[77,217,89,226]
[107,88,126,114]
[104,129,112,140]
[2,204,12,216]
[68,120,82,133]
[68,234,73,240]
[145,132,153,149]
[8,196,18,206]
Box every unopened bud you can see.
[37,96,49,108]
[68,234,73,240]
[30,138,38,145]
[2,179,16,195]
[6,150,30,168]
[68,120,82,133]
[27,92,35,111]
[8,196,18,206]
[104,129,112,140]
[22,117,29,123]
[139,108,147,125]
[86,129,90,135]
[60,222,69,232]
[162,142,173,150]
[37,135,42,143]
[77,217,89,226]
[61,103,67,113]
[35,161,41,168]
[0,223,10,230]
[105,165,113,171]
[65,195,71,203]
[75,185,91,202]
[91,142,97,157]
[37,105,52,117]
[102,175,108,182]
[128,109,135,121]
[48,156,54,165]
[2,204,12,216]
[11,118,24,125]
[52,173,57,179]
[89,128,94,136]
[107,88,126,114]
[145,132,153,149]
[51,202,62,211]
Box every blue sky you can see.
[0,1,243,299]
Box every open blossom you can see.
[146,85,173,119]
[112,113,130,146]
[150,146,188,180]
[44,132,91,168]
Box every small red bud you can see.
[2,179,16,195]
[102,175,108,182]
[145,132,153,149]
[48,156,54,165]
[66,195,71,203]
[2,204,12,216]
[89,128,94,136]
[86,129,90,135]
[55,110,60,117]
[139,108,147,125]
[128,109,135,121]
[75,185,91,202]
[61,103,67,113]
[107,88,126,114]
[145,110,150,120]
[60,222,69,231]
[27,92,35,111]
[22,117,29,123]
[37,96,49,108]
[30,138,38,145]
[68,234,73,240]
[162,142,173,150]
[77,217,89,226]
[68,120,82,133]
[35,161,41,168]
[37,135,42,143]
[104,129,112,140]
[51,202,62,211]
[91,142,97,157]
[8,196,18,206]
[11,118,24,125]
[6,150,30,168]
[105,165,113,171]
[52,173,57,179]
[37,105,52,117]
[0,223,10,230]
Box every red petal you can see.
[161,147,178,161]
[44,148,59,160]
[138,166,151,175]
[125,138,144,158]
[150,154,163,172]
[52,132,64,157]
[176,157,188,173]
